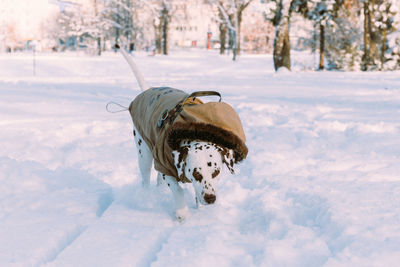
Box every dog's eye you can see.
[193,168,203,182]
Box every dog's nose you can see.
[204,193,216,204]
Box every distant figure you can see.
[129,42,135,54]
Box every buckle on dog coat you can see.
[158,109,170,128]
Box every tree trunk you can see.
[114,1,121,48]
[318,23,325,70]
[232,30,237,61]
[154,20,162,54]
[362,2,369,71]
[236,10,242,56]
[162,18,168,55]
[273,23,290,71]
[94,0,101,56]
[367,0,378,67]
[125,0,132,51]
[362,0,378,71]
[97,37,101,56]
[273,0,291,71]
[227,13,236,59]
[115,27,120,48]
[219,23,227,55]
[161,7,169,55]
[218,7,227,55]
[380,27,387,70]
[236,1,253,56]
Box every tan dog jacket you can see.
[129,87,248,182]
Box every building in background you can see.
[169,0,218,49]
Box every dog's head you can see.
[173,140,235,205]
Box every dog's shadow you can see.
[113,182,198,220]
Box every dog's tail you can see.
[114,44,148,91]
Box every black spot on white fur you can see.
[193,168,203,182]
[212,169,220,178]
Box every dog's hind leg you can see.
[161,173,189,221]
[133,126,153,187]
[156,172,164,186]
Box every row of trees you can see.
[43,0,400,70]
[46,0,145,56]
[265,0,400,71]
[47,0,257,59]
[208,0,400,70]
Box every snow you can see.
[1,50,400,266]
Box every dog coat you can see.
[129,87,248,182]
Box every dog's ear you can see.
[222,148,235,174]
[173,146,189,179]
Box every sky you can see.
[0,0,59,40]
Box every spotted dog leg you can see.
[133,126,153,187]
[161,173,189,221]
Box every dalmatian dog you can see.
[114,44,245,221]
[133,126,235,221]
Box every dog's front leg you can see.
[161,173,189,221]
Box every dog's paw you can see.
[175,206,189,222]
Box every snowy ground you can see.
[1,50,400,267]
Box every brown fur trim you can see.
[167,122,248,163]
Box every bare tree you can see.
[52,0,111,54]
[361,0,379,70]
[103,0,139,50]
[308,0,343,70]
[144,0,174,55]
[160,2,171,55]
[217,8,228,54]
[263,0,307,71]
[93,0,104,55]
[208,0,254,60]
[361,0,397,70]
[271,0,292,70]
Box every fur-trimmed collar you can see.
[167,121,247,163]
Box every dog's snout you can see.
[204,193,216,204]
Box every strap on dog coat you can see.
[158,91,221,129]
